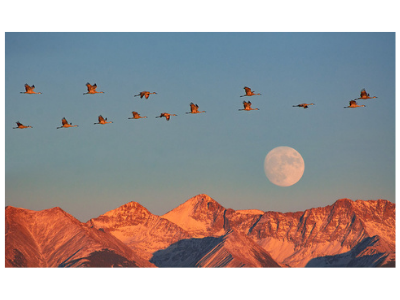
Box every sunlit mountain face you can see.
[5,194,395,268]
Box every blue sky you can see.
[5,32,395,222]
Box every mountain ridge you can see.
[86,200,192,260]
[5,205,154,267]
[5,194,395,268]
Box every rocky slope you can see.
[246,198,395,267]
[161,194,395,267]
[87,201,191,260]
[162,194,228,237]
[5,194,395,268]
[5,206,154,267]
[150,229,280,267]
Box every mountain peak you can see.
[334,198,354,204]
[195,194,213,199]
[101,201,152,218]
[162,194,227,237]
[87,201,191,261]
[164,194,225,216]
[187,193,219,204]
[331,198,356,211]
[86,201,157,233]
[5,205,80,226]
[5,203,153,267]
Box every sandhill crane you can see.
[57,117,78,129]
[293,103,315,109]
[357,88,377,100]
[240,86,261,97]
[128,111,147,119]
[186,102,206,114]
[20,84,41,94]
[13,121,32,129]
[239,100,259,111]
[83,83,104,95]
[156,112,177,121]
[134,91,157,99]
[94,115,113,125]
[344,100,366,108]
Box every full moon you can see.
[264,146,305,187]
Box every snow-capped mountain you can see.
[161,194,395,267]
[162,194,227,237]
[87,201,191,260]
[245,198,395,267]
[86,195,280,267]
[5,194,395,268]
[5,206,154,267]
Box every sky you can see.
[4,32,395,222]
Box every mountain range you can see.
[5,194,395,267]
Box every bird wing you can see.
[86,83,98,92]
[244,87,251,95]
[16,121,23,127]
[350,100,356,106]
[25,84,33,92]
[360,89,367,97]
[98,115,105,122]
[62,118,68,125]
[132,111,139,117]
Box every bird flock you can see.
[14,84,377,129]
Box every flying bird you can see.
[128,111,147,119]
[134,91,157,99]
[13,121,32,129]
[239,100,259,111]
[156,112,177,121]
[83,83,104,95]
[20,84,41,94]
[293,103,315,109]
[344,100,366,108]
[357,88,377,100]
[186,102,206,114]
[94,115,113,125]
[57,117,78,129]
[240,86,261,97]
